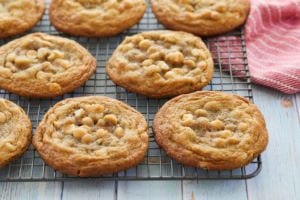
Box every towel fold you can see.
[245,0,300,94]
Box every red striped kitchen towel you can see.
[245,0,300,94]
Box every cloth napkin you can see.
[244,0,300,94]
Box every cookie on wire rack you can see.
[49,0,146,37]
[151,0,250,36]
[0,0,45,39]
[0,32,97,98]
[107,30,214,98]
[152,91,268,170]
[0,98,32,168]
[33,96,149,177]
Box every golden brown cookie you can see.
[49,0,146,37]
[0,98,32,168]
[33,96,149,176]
[0,0,45,39]
[153,91,268,170]
[0,33,97,98]
[107,30,214,98]
[151,0,250,36]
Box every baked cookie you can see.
[0,32,97,98]
[33,96,149,176]
[0,0,45,39]
[151,0,250,36]
[0,98,32,168]
[153,91,268,170]
[49,0,146,37]
[107,31,214,98]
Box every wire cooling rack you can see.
[0,1,261,182]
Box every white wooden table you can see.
[1,0,300,198]
[1,84,299,200]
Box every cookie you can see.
[32,96,149,176]
[151,0,250,36]
[107,31,214,98]
[153,91,268,170]
[0,32,97,98]
[0,98,32,168]
[49,0,146,37]
[0,0,45,39]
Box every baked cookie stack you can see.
[0,0,268,176]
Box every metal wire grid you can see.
[0,0,261,182]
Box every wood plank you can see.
[62,181,116,200]
[117,181,182,200]
[0,182,62,200]
[246,85,300,200]
[183,180,248,200]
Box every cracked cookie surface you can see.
[49,0,146,37]
[33,96,149,176]
[0,98,32,168]
[153,91,268,170]
[0,0,45,38]
[151,0,250,36]
[107,31,213,98]
[0,33,97,98]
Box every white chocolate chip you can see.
[0,112,6,123]
[73,127,87,139]
[138,39,153,50]
[81,134,93,144]
[227,137,240,145]
[238,122,248,132]
[36,71,52,80]
[115,127,124,138]
[4,142,16,152]
[195,109,208,117]
[26,50,37,58]
[144,65,161,76]
[104,114,118,125]
[197,117,210,126]
[184,59,196,68]
[47,50,65,61]
[141,59,153,67]
[165,52,184,64]
[181,114,194,126]
[37,48,51,60]
[63,124,76,135]
[6,53,16,62]
[96,129,108,138]
[0,68,12,78]
[74,109,86,119]
[218,130,232,138]
[204,101,220,111]
[82,117,94,126]
[210,119,224,130]
[15,56,31,68]
[157,61,170,71]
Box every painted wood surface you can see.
[1,85,300,200]
[247,85,300,200]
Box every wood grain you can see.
[117,181,182,200]
[62,181,116,200]
[0,182,62,200]
[183,180,248,200]
[246,85,300,200]
[1,86,300,199]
